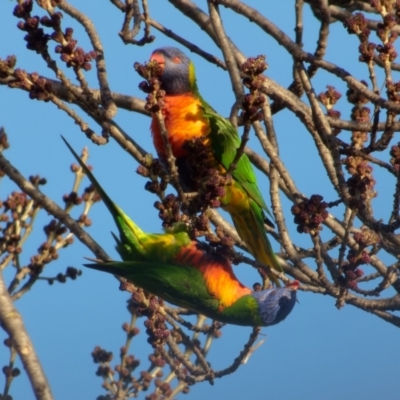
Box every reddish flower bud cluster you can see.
[0,128,10,154]
[144,89,166,113]
[338,266,364,290]
[318,86,342,131]
[345,113,369,151]
[82,185,102,203]
[139,371,154,392]
[241,55,268,77]
[0,56,17,82]
[134,60,162,80]
[3,192,29,212]
[347,249,371,265]
[91,304,176,397]
[146,181,161,195]
[376,41,398,63]
[241,93,265,123]
[327,109,341,120]
[47,266,82,285]
[342,83,377,209]
[183,136,230,210]
[240,55,267,123]
[142,297,170,348]
[152,378,173,398]
[40,12,63,29]
[351,106,370,124]
[65,266,81,279]
[62,191,83,206]
[79,213,93,227]
[346,80,369,105]
[7,68,53,102]
[371,0,397,14]
[13,1,95,71]
[1,229,22,257]
[390,142,400,172]
[344,13,369,35]
[0,186,82,282]
[137,165,150,178]
[1,191,31,259]
[122,322,140,340]
[375,11,399,62]
[318,85,342,111]
[124,354,140,371]
[2,365,21,378]
[359,41,377,63]
[353,225,380,248]
[135,61,165,112]
[343,157,376,209]
[115,357,140,383]
[386,80,400,103]
[43,218,67,238]
[29,174,47,186]
[139,157,168,199]
[154,194,182,228]
[14,1,50,54]
[116,341,141,381]
[345,4,400,65]
[339,227,378,290]
[54,28,96,71]
[344,13,377,63]
[200,168,230,209]
[191,213,209,237]
[92,346,113,364]
[206,225,235,259]
[12,0,33,19]
[291,194,329,235]
[383,12,398,28]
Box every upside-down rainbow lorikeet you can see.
[149,47,283,286]
[63,138,297,327]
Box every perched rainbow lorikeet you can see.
[149,47,283,286]
[63,138,298,327]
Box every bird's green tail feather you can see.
[229,199,282,287]
[62,136,148,260]
[62,137,190,263]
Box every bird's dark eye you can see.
[172,57,181,64]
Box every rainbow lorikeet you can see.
[149,47,283,286]
[63,138,298,327]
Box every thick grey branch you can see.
[0,273,53,400]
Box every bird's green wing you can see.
[85,260,221,313]
[201,106,273,219]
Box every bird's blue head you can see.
[252,282,298,326]
[150,47,197,95]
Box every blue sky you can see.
[0,1,399,399]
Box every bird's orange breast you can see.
[175,243,252,308]
[150,94,210,159]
